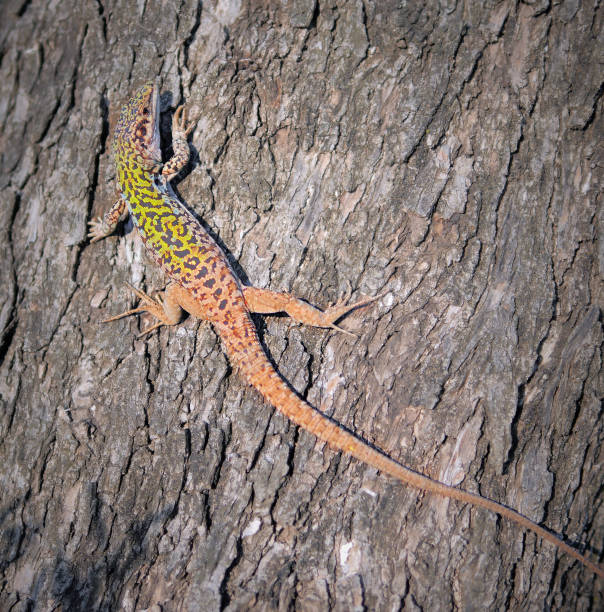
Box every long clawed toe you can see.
[329,323,359,338]
[173,105,195,137]
[325,287,387,322]
[87,218,108,243]
[101,283,168,337]
[324,287,388,336]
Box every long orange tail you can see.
[218,315,603,579]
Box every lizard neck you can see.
[116,146,168,216]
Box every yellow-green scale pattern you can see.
[112,83,249,328]
[117,151,220,285]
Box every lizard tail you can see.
[219,316,604,579]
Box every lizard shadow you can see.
[167,183,298,378]
[157,103,312,370]
[158,90,252,283]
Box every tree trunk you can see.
[1,1,602,609]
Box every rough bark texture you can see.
[1,0,603,610]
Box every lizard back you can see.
[114,82,250,325]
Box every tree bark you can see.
[1,0,602,609]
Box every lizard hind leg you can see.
[242,284,386,336]
[103,282,184,337]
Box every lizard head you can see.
[113,80,161,167]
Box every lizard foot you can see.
[172,105,195,138]
[323,285,388,336]
[87,218,112,243]
[102,283,175,337]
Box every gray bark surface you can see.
[1,0,603,609]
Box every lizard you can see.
[88,80,603,579]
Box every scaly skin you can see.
[89,81,603,579]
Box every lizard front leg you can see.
[88,197,128,243]
[242,286,384,335]
[161,105,195,181]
